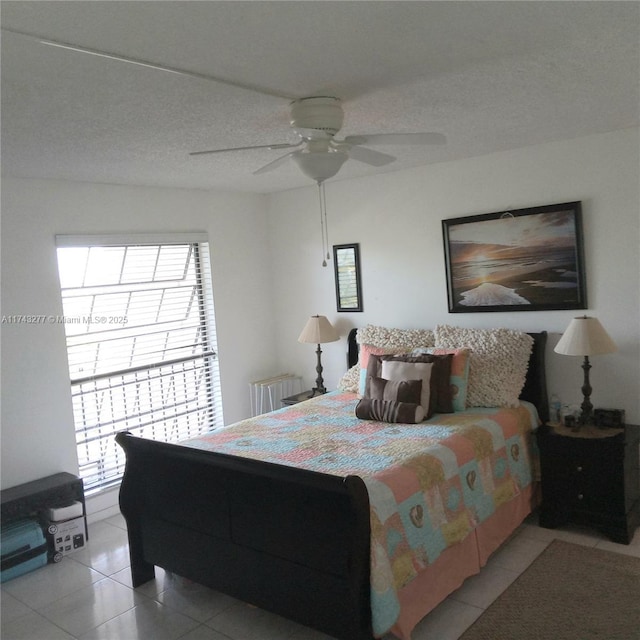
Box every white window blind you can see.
[55,237,223,495]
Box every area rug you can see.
[459,539,640,640]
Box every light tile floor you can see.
[2,512,638,640]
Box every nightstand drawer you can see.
[546,437,626,512]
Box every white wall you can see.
[267,128,640,423]
[1,179,278,514]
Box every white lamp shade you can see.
[298,315,339,344]
[554,316,617,356]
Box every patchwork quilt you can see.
[181,391,539,636]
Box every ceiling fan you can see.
[189,96,446,265]
[3,29,447,184]
[190,96,446,182]
[6,28,447,264]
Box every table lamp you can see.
[298,315,339,397]
[554,316,617,427]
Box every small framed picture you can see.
[333,243,363,312]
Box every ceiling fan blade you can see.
[347,146,396,167]
[190,141,301,157]
[344,132,447,146]
[253,151,298,175]
[2,27,295,100]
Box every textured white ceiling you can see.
[2,1,639,194]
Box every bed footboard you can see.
[116,431,373,640]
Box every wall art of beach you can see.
[447,210,582,308]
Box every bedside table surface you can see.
[543,421,624,439]
[281,390,316,406]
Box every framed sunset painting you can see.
[442,202,587,313]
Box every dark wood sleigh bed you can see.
[116,330,548,640]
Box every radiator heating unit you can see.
[249,374,302,416]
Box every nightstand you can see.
[281,390,318,407]
[536,422,640,544]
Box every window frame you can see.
[55,233,223,495]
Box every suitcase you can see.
[1,518,48,583]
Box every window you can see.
[55,234,223,495]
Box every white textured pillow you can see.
[434,325,533,408]
[337,364,360,393]
[356,325,435,350]
[380,360,433,416]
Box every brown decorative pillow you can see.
[367,354,454,416]
[412,347,471,411]
[368,377,422,404]
[357,344,412,395]
[379,360,432,418]
[355,398,425,424]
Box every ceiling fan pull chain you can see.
[322,181,330,263]
[318,181,327,267]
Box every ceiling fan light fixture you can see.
[293,151,348,182]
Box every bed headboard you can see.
[346,328,549,422]
[520,331,549,422]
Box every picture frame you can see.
[333,243,363,312]
[442,201,587,313]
